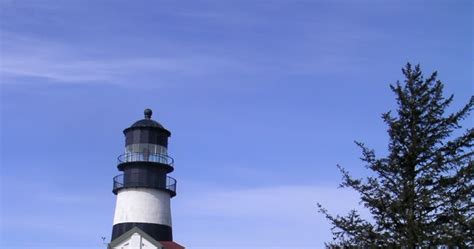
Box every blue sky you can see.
[0,0,472,248]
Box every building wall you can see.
[110,232,162,249]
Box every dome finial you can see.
[144,108,152,119]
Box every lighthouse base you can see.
[109,226,184,249]
[112,222,172,242]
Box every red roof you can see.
[159,241,185,249]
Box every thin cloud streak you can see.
[0,30,369,86]
[174,184,369,247]
[0,33,254,85]
[178,184,366,219]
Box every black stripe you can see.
[118,161,174,173]
[112,222,172,241]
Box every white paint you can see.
[111,232,162,249]
[113,188,172,226]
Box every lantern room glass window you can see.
[125,143,168,155]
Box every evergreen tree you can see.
[318,63,473,247]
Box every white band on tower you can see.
[113,188,172,226]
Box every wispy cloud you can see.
[0,26,375,86]
[179,185,364,219]
[2,56,185,83]
[174,184,369,247]
[0,174,112,238]
[0,33,253,85]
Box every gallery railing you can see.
[112,173,177,197]
[117,152,174,167]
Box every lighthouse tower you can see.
[110,109,183,249]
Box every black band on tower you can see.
[112,223,172,242]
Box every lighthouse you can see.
[109,109,184,249]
